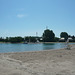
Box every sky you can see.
[0,0,75,38]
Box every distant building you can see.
[59,38,65,42]
[68,38,72,40]
[68,38,73,42]
[59,38,65,40]
[59,37,73,42]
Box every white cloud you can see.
[17,14,25,18]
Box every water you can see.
[0,43,74,53]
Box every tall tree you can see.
[42,29,55,42]
[60,32,68,41]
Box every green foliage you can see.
[69,35,75,42]
[42,29,55,42]
[60,32,68,41]
[25,37,29,42]
[9,37,24,43]
[54,37,59,42]
[25,36,37,42]
[30,37,36,42]
[0,37,4,42]
[5,37,9,42]
[1,30,75,43]
[0,36,41,43]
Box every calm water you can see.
[0,43,74,53]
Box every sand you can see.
[0,44,75,75]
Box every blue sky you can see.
[0,0,75,38]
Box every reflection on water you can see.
[43,43,55,45]
[43,43,55,50]
[0,43,74,53]
[42,43,66,50]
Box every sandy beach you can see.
[0,44,75,75]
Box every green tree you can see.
[42,29,55,42]
[25,36,37,42]
[30,37,36,42]
[0,37,4,42]
[60,32,68,41]
[25,37,29,42]
[9,37,24,43]
[55,37,59,42]
[5,37,9,42]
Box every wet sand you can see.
[0,44,75,75]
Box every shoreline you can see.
[0,41,75,43]
[0,44,75,75]
[0,47,65,54]
[0,42,75,54]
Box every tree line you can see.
[0,29,75,43]
[42,29,75,42]
[43,29,75,42]
[0,36,41,43]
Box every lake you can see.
[0,43,74,53]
